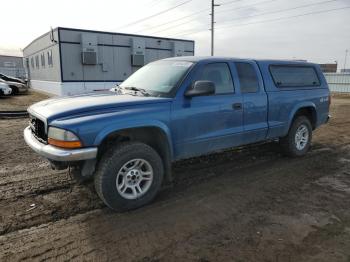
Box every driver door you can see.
[171,62,244,160]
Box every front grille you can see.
[29,115,47,143]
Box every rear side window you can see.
[270,65,320,87]
[235,62,259,93]
[197,63,234,94]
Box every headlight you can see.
[48,127,82,148]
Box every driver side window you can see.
[196,63,234,94]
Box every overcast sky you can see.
[1,0,349,66]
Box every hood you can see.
[0,80,25,87]
[0,75,25,84]
[28,92,172,121]
[0,82,10,89]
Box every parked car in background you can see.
[0,82,12,96]
[0,79,28,94]
[0,73,26,84]
[24,57,330,212]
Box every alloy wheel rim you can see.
[116,159,153,200]
[295,124,309,151]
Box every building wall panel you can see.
[23,27,194,95]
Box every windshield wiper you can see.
[122,86,150,96]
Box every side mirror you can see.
[185,81,215,97]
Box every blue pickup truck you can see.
[24,57,330,211]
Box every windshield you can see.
[120,60,193,97]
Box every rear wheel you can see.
[280,116,312,157]
[94,142,164,211]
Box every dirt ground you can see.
[0,96,349,262]
[0,90,50,111]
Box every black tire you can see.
[94,142,164,211]
[280,116,312,157]
[10,86,18,95]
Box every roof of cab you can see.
[162,56,317,66]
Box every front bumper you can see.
[17,85,28,93]
[24,126,98,162]
[0,88,12,95]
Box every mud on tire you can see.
[280,116,312,157]
[94,142,164,211]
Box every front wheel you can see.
[280,116,312,157]
[10,86,18,95]
[94,142,164,211]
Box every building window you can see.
[270,65,320,87]
[31,57,34,69]
[41,53,45,67]
[235,62,259,93]
[47,50,53,67]
[35,55,39,69]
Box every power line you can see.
[135,8,209,34]
[142,0,276,34]
[219,0,246,6]
[146,0,164,8]
[152,0,337,35]
[169,26,210,37]
[114,0,193,30]
[161,0,277,37]
[218,0,340,24]
[216,5,350,29]
[216,0,279,14]
[147,17,203,35]
[168,6,350,37]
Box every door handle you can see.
[232,103,242,110]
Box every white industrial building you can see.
[23,27,195,96]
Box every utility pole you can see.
[335,60,338,73]
[343,49,349,71]
[210,0,220,56]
